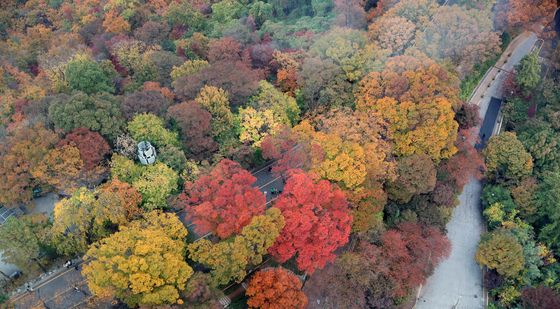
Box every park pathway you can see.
[415,32,538,309]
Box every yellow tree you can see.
[239,107,280,147]
[311,132,367,190]
[188,208,284,286]
[358,96,458,162]
[195,85,234,143]
[31,145,84,193]
[83,211,193,307]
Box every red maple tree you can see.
[177,159,266,239]
[57,128,111,171]
[369,222,451,298]
[268,170,352,273]
[246,268,307,309]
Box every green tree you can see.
[476,230,525,278]
[249,80,300,126]
[48,92,124,140]
[483,132,533,182]
[132,162,179,210]
[0,215,49,271]
[516,52,541,92]
[534,172,560,250]
[127,113,180,148]
[83,211,193,307]
[64,54,115,94]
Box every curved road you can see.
[416,32,538,309]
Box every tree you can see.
[173,59,263,107]
[414,5,501,76]
[358,96,459,161]
[96,178,143,222]
[182,272,225,308]
[356,55,461,109]
[167,101,218,159]
[269,170,352,273]
[511,177,538,222]
[483,132,533,182]
[48,92,124,140]
[518,120,560,173]
[0,124,58,206]
[297,57,353,112]
[311,132,367,190]
[64,54,115,94]
[506,0,557,30]
[516,52,541,92]
[387,154,436,203]
[31,145,84,193]
[127,113,180,148]
[158,145,187,171]
[439,129,485,188]
[521,286,560,309]
[50,188,99,256]
[239,107,280,147]
[371,222,451,299]
[102,10,130,33]
[475,230,525,278]
[122,90,170,120]
[194,86,235,144]
[246,268,307,309]
[455,103,481,129]
[368,16,416,55]
[58,128,110,171]
[248,80,300,126]
[132,162,179,210]
[0,215,49,271]
[188,208,285,286]
[177,159,265,239]
[534,172,560,250]
[333,0,366,29]
[83,211,193,307]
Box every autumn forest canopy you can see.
[0,0,559,308]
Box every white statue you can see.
[137,141,156,165]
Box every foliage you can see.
[239,107,280,147]
[188,208,284,286]
[521,285,560,309]
[83,211,193,307]
[32,145,84,193]
[0,215,49,270]
[167,101,218,159]
[246,268,307,309]
[249,80,300,126]
[122,90,170,120]
[127,113,180,148]
[483,132,533,182]
[194,86,235,144]
[476,230,525,278]
[177,159,265,239]
[516,52,541,92]
[131,162,178,210]
[48,92,124,140]
[64,54,115,94]
[58,128,110,171]
[0,124,58,206]
[269,170,352,273]
[387,154,436,203]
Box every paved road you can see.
[9,161,284,309]
[416,32,538,309]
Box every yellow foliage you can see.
[103,10,131,33]
[239,107,280,147]
[83,211,192,307]
[170,59,209,81]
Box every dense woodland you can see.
[0,0,557,308]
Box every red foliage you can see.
[440,129,485,189]
[260,126,312,175]
[173,59,264,107]
[167,101,218,158]
[207,37,243,63]
[522,285,560,309]
[57,128,111,171]
[269,170,352,273]
[246,268,307,309]
[372,222,451,298]
[177,159,266,239]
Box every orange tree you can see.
[246,268,307,309]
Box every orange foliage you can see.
[31,145,84,193]
[97,179,143,221]
[507,0,556,30]
[143,81,175,101]
[103,10,130,33]
[246,268,307,309]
